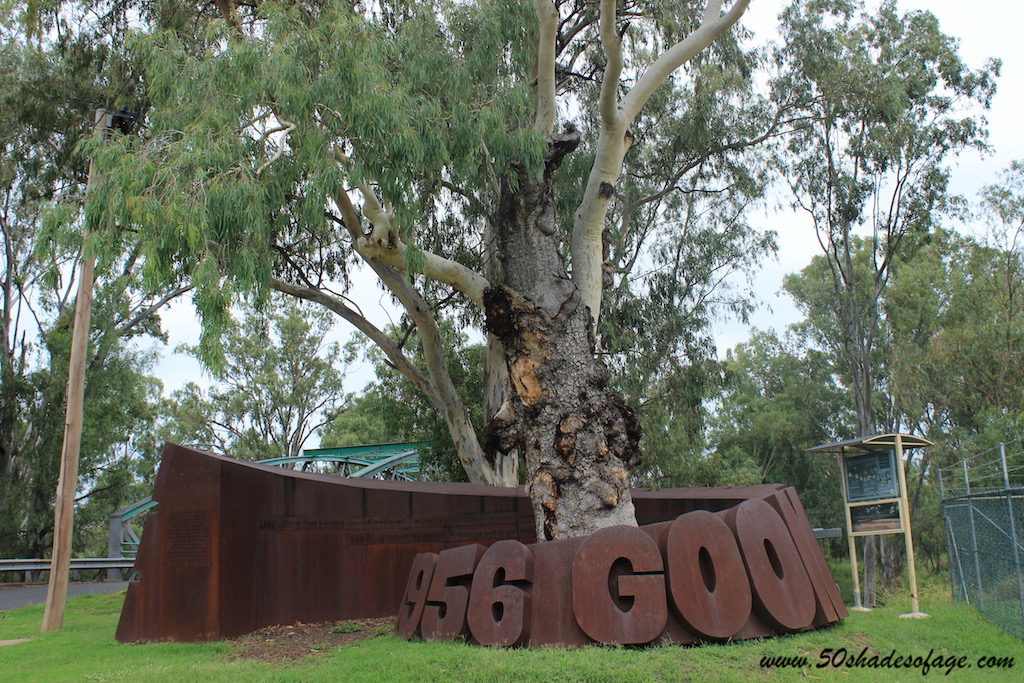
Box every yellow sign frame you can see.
[808,433,932,618]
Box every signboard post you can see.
[808,433,931,619]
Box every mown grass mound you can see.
[0,577,1021,682]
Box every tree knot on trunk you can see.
[553,414,585,465]
[604,394,643,468]
[483,400,520,460]
[587,470,625,509]
[530,469,560,541]
[544,124,580,175]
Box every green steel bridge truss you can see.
[256,442,427,481]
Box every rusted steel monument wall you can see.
[116,444,844,643]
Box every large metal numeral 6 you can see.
[467,540,534,646]
[420,544,486,641]
[397,552,438,639]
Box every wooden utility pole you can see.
[42,109,109,632]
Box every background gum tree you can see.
[158,299,347,462]
[773,0,998,603]
[0,8,188,559]
[774,0,998,438]
[93,0,755,539]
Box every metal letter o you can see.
[665,510,752,639]
[730,499,816,630]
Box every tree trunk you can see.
[483,131,642,540]
[482,219,520,487]
[844,264,882,606]
[862,534,878,607]
[880,535,903,591]
[0,376,14,493]
[483,333,519,486]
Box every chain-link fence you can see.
[940,440,1024,639]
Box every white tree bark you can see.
[357,183,490,308]
[533,0,559,136]
[570,0,751,328]
[326,175,515,485]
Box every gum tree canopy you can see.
[92,0,752,539]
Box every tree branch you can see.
[269,278,437,402]
[534,0,559,135]
[116,285,194,335]
[571,1,750,330]
[598,0,625,129]
[622,0,749,123]
[255,119,295,175]
[352,183,491,309]
[215,0,243,34]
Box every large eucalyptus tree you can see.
[774,0,999,438]
[87,0,759,539]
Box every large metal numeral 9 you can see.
[467,540,534,646]
[420,544,486,641]
[397,552,437,639]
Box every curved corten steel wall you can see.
[116,444,845,643]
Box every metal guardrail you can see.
[0,557,134,573]
[813,527,842,540]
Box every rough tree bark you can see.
[482,132,642,540]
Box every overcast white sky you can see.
[715,0,1024,352]
[150,0,1024,406]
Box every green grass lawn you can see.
[1,582,1022,682]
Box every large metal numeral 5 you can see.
[420,544,486,641]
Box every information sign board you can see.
[850,501,902,533]
[844,450,899,502]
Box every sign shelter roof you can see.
[805,433,933,455]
